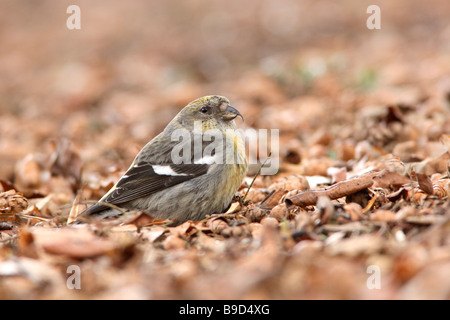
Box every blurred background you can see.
[0,0,449,187]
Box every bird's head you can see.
[173,95,243,131]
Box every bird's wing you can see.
[83,162,209,215]
[82,126,221,216]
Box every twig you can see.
[241,151,272,205]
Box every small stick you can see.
[241,152,272,205]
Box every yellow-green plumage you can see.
[80,95,247,226]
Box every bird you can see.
[78,95,247,226]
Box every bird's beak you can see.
[220,105,244,121]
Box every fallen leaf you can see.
[370,210,396,222]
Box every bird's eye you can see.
[199,106,208,114]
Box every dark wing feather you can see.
[83,163,209,215]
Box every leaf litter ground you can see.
[0,1,450,299]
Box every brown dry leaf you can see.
[384,105,404,124]
[411,190,428,204]
[349,188,372,210]
[370,209,397,222]
[270,203,288,221]
[122,211,156,231]
[17,227,39,259]
[228,222,283,291]
[303,158,334,176]
[432,178,450,198]
[268,175,310,192]
[316,195,334,224]
[14,154,42,190]
[294,212,315,234]
[49,138,83,191]
[343,202,363,221]
[386,187,409,202]
[0,190,28,215]
[0,180,17,193]
[397,261,450,299]
[286,172,376,207]
[206,217,229,234]
[194,231,226,252]
[225,202,241,214]
[373,170,411,189]
[169,221,198,239]
[327,167,348,183]
[43,238,116,259]
[394,206,418,221]
[321,222,371,234]
[38,226,113,259]
[244,206,268,222]
[260,216,279,228]
[325,234,384,257]
[67,192,86,225]
[439,134,450,150]
[242,188,267,204]
[221,224,252,238]
[283,147,302,164]
[140,226,167,243]
[0,257,65,288]
[259,189,285,209]
[391,245,428,283]
[405,215,446,225]
[163,234,186,250]
[412,171,434,195]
